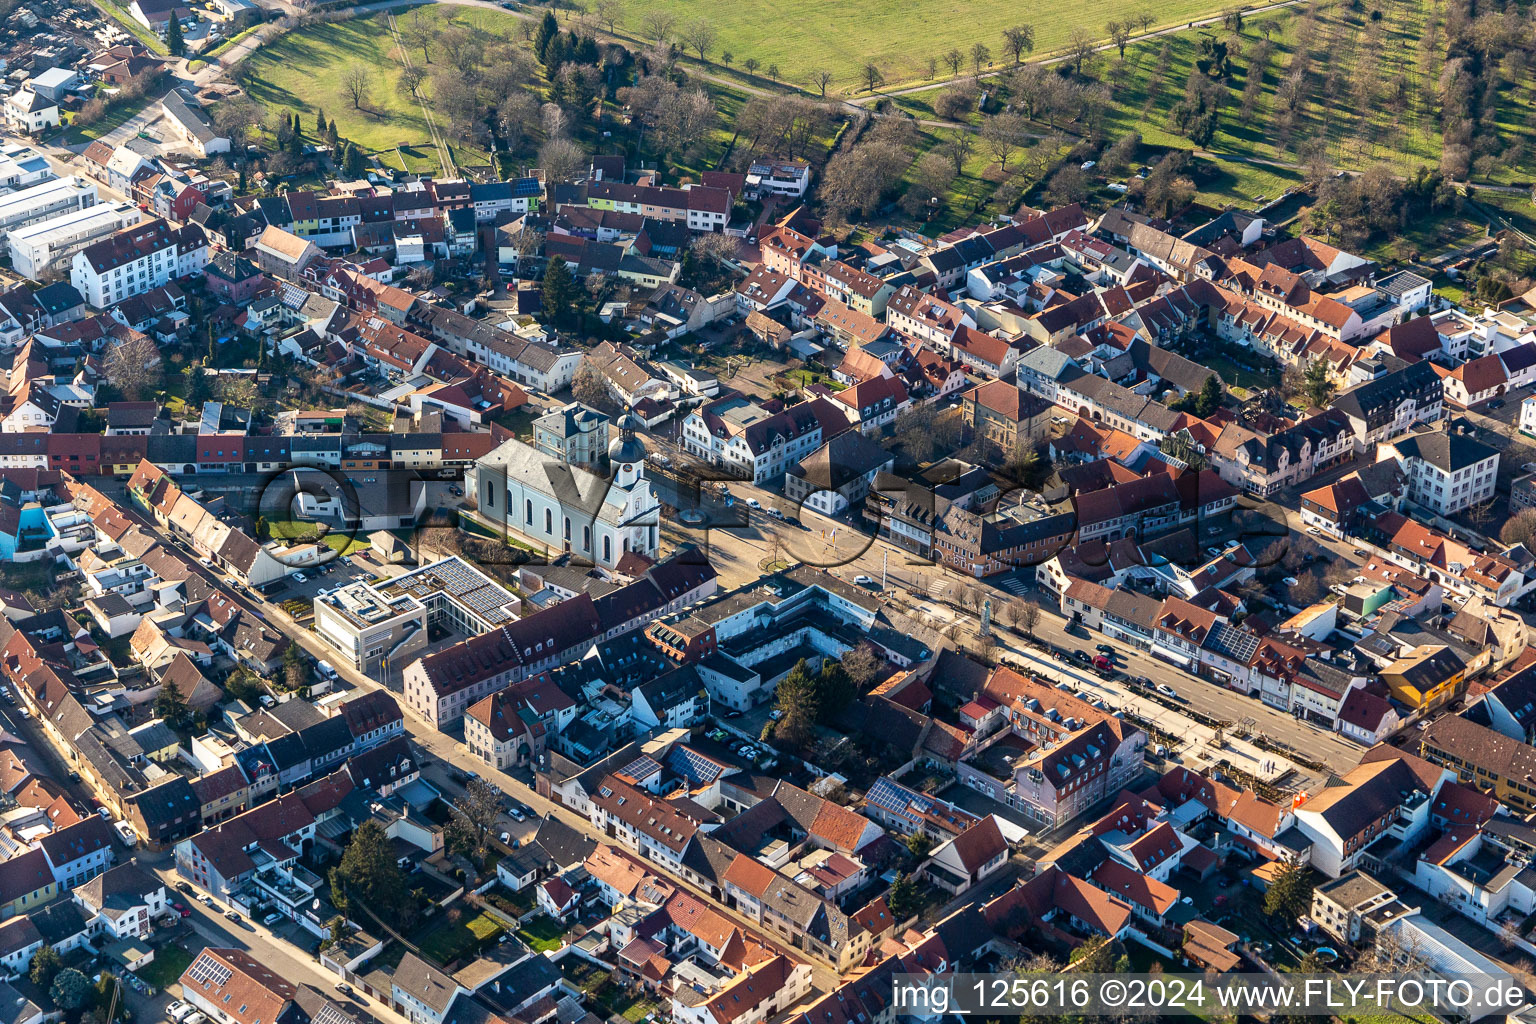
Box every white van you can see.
[316,660,338,680]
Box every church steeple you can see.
[609,407,646,488]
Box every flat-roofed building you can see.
[0,177,97,243]
[313,580,427,677]
[7,201,140,280]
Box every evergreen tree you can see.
[1263,859,1314,923]
[154,676,190,729]
[1302,358,1335,408]
[331,820,414,928]
[29,947,62,989]
[342,141,365,178]
[541,256,576,323]
[774,659,819,734]
[887,873,922,918]
[51,969,90,1011]
[316,110,327,135]
[534,11,558,61]
[166,13,184,56]
[542,32,568,69]
[1195,373,1222,417]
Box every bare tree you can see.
[1137,9,1155,32]
[404,6,434,63]
[497,92,541,150]
[970,42,991,77]
[1067,27,1096,75]
[1002,25,1034,63]
[810,67,834,97]
[1016,600,1041,636]
[1108,19,1131,59]
[342,64,371,110]
[640,9,674,41]
[592,0,619,32]
[981,111,1027,170]
[683,19,716,62]
[691,230,740,267]
[742,56,760,76]
[104,335,163,402]
[941,131,974,173]
[942,48,964,77]
[861,62,884,92]
[212,95,264,148]
[539,136,586,181]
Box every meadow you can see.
[240,5,759,177]
[610,0,1236,90]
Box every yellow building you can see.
[0,848,58,919]
[1382,645,1467,712]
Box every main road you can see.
[649,462,1368,779]
[98,493,847,991]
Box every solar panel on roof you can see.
[618,754,661,780]
[186,953,233,988]
[667,745,723,785]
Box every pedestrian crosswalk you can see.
[996,575,1032,596]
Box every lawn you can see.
[134,943,196,991]
[265,519,369,556]
[240,5,762,179]
[414,907,505,963]
[241,6,508,173]
[515,914,565,953]
[62,96,152,145]
[613,0,1235,89]
[595,981,661,1023]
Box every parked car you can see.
[769,709,784,720]
[1282,576,1299,586]
[97,807,112,821]
[499,831,511,844]
[336,983,354,997]
[853,574,874,586]
[1156,683,1178,698]
[263,911,284,926]
[168,1002,195,1022]
[1072,650,1091,663]
[745,498,761,508]
[224,910,240,922]
[1095,644,1115,656]
[1354,548,1368,556]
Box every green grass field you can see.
[241,5,762,178]
[242,6,515,172]
[879,0,1536,226]
[134,943,196,991]
[515,914,565,953]
[614,0,1233,89]
[414,908,504,963]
